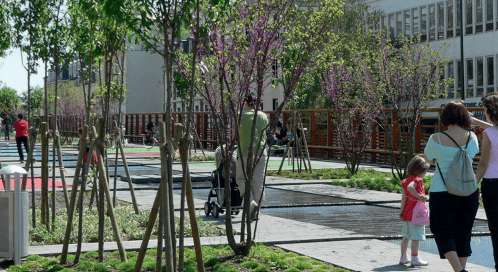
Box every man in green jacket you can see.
[236,95,268,221]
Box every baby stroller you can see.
[204,145,243,218]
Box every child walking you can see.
[399,155,430,266]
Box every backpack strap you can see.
[440,131,472,149]
[435,161,447,188]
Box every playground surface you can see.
[0,140,495,271]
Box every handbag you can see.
[411,201,430,226]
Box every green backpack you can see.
[436,131,478,196]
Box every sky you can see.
[0,48,45,95]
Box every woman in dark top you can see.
[275,122,287,146]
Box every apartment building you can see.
[368,0,498,112]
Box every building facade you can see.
[368,0,498,111]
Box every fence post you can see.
[310,112,316,157]
[327,111,334,159]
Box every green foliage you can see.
[241,260,260,269]
[83,251,99,259]
[26,255,43,261]
[254,265,270,272]
[116,259,136,272]
[342,181,348,187]
[146,248,157,256]
[57,254,75,263]
[76,261,96,271]
[215,263,238,272]
[332,180,341,186]
[126,252,137,259]
[284,268,301,272]
[268,168,391,180]
[349,179,357,188]
[395,184,402,193]
[0,85,20,116]
[106,259,121,268]
[205,257,221,266]
[92,263,109,272]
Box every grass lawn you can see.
[267,168,393,180]
[6,244,351,272]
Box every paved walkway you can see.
[0,141,494,271]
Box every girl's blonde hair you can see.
[407,155,430,176]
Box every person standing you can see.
[399,155,430,266]
[13,114,29,163]
[236,94,269,221]
[475,93,498,271]
[424,102,480,272]
[3,116,11,140]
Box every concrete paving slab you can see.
[277,239,495,272]
[269,184,401,203]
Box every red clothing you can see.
[402,176,425,221]
[13,119,29,138]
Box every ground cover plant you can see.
[6,244,352,272]
[29,191,225,246]
[266,168,392,180]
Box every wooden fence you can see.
[124,107,486,164]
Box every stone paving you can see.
[0,140,494,271]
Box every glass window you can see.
[413,8,419,36]
[429,5,436,41]
[477,57,484,96]
[421,6,428,41]
[448,61,455,98]
[486,0,493,30]
[487,56,494,95]
[466,0,473,34]
[477,0,484,33]
[397,12,403,36]
[457,60,463,98]
[448,0,454,37]
[438,3,445,39]
[457,0,462,36]
[405,10,411,36]
[467,59,474,97]
[389,13,395,39]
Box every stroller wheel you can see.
[204,202,211,216]
[213,204,220,218]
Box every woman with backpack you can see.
[475,93,498,271]
[424,101,480,272]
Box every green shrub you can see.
[46,264,65,271]
[20,261,43,270]
[112,250,120,256]
[116,260,136,272]
[42,260,58,269]
[342,181,348,187]
[386,183,394,192]
[357,180,365,189]
[313,269,327,272]
[6,265,30,272]
[146,248,157,256]
[310,260,322,265]
[395,184,402,193]
[93,263,109,272]
[184,259,197,272]
[316,264,334,270]
[241,260,259,269]
[332,180,341,186]
[84,251,99,259]
[76,261,96,271]
[349,179,357,188]
[295,261,313,270]
[126,252,138,259]
[254,265,270,272]
[215,263,238,272]
[107,259,121,267]
[275,260,290,269]
[367,180,376,190]
[61,269,76,272]
[26,255,43,262]
[284,268,301,272]
[143,260,156,270]
[205,257,221,266]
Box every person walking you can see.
[399,155,430,266]
[13,114,29,163]
[475,93,498,271]
[3,116,11,140]
[424,101,480,272]
[236,94,268,221]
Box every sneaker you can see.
[399,254,410,265]
[411,256,428,266]
[249,201,258,221]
